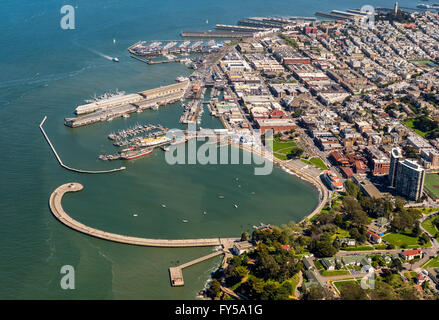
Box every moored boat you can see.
[120,147,153,160]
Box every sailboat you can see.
[113,38,116,44]
[206,19,209,24]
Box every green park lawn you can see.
[321,270,350,276]
[419,208,439,215]
[383,232,431,248]
[300,157,328,171]
[423,257,439,268]
[421,216,438,238]
[272,137,297,160]
[403,119,427,137]
[424,174,439,200]
[289,274,300,298]
[332,279,363,295]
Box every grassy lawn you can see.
[424,174,439,200]
[273,138,296,152]
[301,157,328,171]
[419,208,439,215]
[289,274,300,297]
[423,257,439,268]
[331,228,350,241]
[382,232,431,248]
[273,137,297,160]
[403,119,427,137]
[321,270,350,276]
[331,279,363,294]
[341,245,374,251]
[421,216,438,238]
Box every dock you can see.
[65,81,190,128]
[169,250,225,286]
[180,30,253,39]
[49,182,240,247]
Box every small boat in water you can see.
[133,214,138,217]
[234,204,238,208]
[218,195,224,199]
[120,147,153,160]
[113,57,119,62]
[203,211,207,216]
[161,204,166,208]
[182,219,189,223]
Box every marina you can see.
[108,123,166,141]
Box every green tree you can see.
[241,232,250,241]
[345,180,361,198]
[206,279,221,299]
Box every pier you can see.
[181,31,253,39]
[49,182,240,247]
[65,81,190,128]
[169,250,225,286]
[40,117,126,174]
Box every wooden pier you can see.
[49,182,239,247]
[169,250,225,286]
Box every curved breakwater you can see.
[49,182,239,247]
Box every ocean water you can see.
[0,0,418,299]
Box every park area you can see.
[272,137,300,160]
[421,216,438,238]
[424,173,439,200]
[301,157,328,171]
[382,232,430,248]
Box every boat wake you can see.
[88,48,114,61]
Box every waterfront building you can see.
[388,147,402,188]
[394,159,425,201]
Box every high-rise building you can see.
[394,159,425,201]
[388,147,402,187]
[394,2,399,15]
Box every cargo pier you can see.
[64,81,189,128]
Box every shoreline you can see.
[238,144,329,224]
